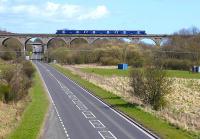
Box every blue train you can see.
[56,29,146,35]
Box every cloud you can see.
[78,5,109,20]
[0,1,109,21]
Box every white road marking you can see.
[64,91,73,95]
[64,90,73,95]
[43,63,160,139]
[72,99,80,104]
[98,131,117,139]
[76,104,88,111]
[89,120,106,128]
[82,111,96,119]
[68,95,78,100]
[51,66,156,139]
[63,87,70,91]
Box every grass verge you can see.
[7,72,49,139]
[53,64,198,139]
[81,67,200,79]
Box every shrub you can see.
[126,49,144,67]
[130,67,171,110]
[130,69,146,100]
[164,59,192,70]
[22,61,35,78]
[1,61,34,102]
[0,84,10,103]
[0,51,17,60]
[9,69,32,101]
[100,57,121,65]
[2,67,15,83]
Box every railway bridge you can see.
[0,33,170,54]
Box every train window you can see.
[107,31,109,34]
[93,31,95,34]
[123,31,126,34]
[137,31,140,34]
[76,31,79,34]
[62,30,65,34]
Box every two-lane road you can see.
[35,61,158,139]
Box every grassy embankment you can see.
[7,72,49,139]
[53,64,197,139]
[81,68,200,79]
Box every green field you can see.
[7,72,49,139]
[81,67,200,79]
[53,64,198,139]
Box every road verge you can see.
[7,71,49,139]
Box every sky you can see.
[0,0,200,34]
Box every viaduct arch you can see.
[0,34,170,55]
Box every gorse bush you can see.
[130,67,171,110]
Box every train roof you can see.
[57,29,146,31]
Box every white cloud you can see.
[0,1,109,21]
[78,5,109,20]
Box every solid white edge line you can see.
[49,64,157,139]
[34,62,70,139]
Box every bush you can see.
[100,57,121,65]
[22,61,35,78]
[126,49,144,67]
[0,84,10,103]
[130,67,171,110]
[9,69,32,101]
[153,58,193,70]
[2,67,15,82]
[0,51,17,61]
[0,60,35,102]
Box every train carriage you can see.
[56,29,146,35]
